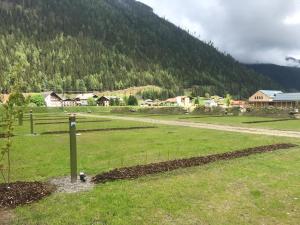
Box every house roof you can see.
[273,93,300,102]
[42,91,62,100]
[260,90,283,98]
[165,97,177,103]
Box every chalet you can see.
[76,93,98,106]
[62,98,77,107]
[43,92,63,107]
[249,90,300,108]
[164,96,191,107]
[97,96,122,106]
[97,96,110,106]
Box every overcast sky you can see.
[139,0,300,66]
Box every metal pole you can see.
[69,114,77,183]
[30,110,34,134]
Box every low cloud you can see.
[139,0,300,65]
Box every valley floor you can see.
[0,112,299,224]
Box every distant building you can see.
[204,99,218,108]
[249,90,300,108]
[42,92,63,107]
[231,100,247,108]
[141,99,154,107]
[62,98,77,107]
[97,96,122,106]
[164,96,191,107]
[76,93,98,106]
[97,96,110,106]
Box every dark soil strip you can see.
[179,115,229,120]
[0,182,55,209]
[35,120,112,125]
[92,143,296,184]
[23,117,71,121]
[40,126,157,135]
[0,133,14,139]
[243,119,295,124]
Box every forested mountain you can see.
[0,0,278,97]
[246,64,300,92]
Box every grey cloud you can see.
[139,0,300,65]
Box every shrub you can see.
[29,94,45,107]
[87,97,97,106]
[127,95,138,106]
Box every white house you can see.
[204,99,218,108]
[43,92,63,107]
[165,96,191,107]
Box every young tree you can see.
[127,95,138,106]
[29,94,45,107]
[194,97,200,105]
[0,91,25,188]
[87,97,97,106]
[225,94,232,107]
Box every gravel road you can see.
[78,114,300,138]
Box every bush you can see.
[29,94,45,107]
[87,97,97,106]
[127,95,138,106]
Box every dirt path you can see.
[0,210,14,225]
[78,113,300,138]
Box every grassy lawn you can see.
[1,112,300,224]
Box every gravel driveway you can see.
[78,114,300,138]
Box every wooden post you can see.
[18,111,23,126]
[69,114,77,183]
[30,110,34,134]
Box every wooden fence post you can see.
[69,114,78,183]
[30,110,34,134]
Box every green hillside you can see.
[0,0,278,97]
[246,64,300,92]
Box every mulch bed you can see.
[40,126,156,135]
[92,143,296,184]
[35,120,112,125]
[0,182,55,209]
[243,119,295,124]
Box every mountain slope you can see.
[0,0,278,97]
[246,64,300,91]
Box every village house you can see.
[43,92,63,107]
[97,96,122,106]
[164,96,191,107]
[62,98,77,107]
[249,90,300,108]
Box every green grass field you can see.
[1,112,300,224]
